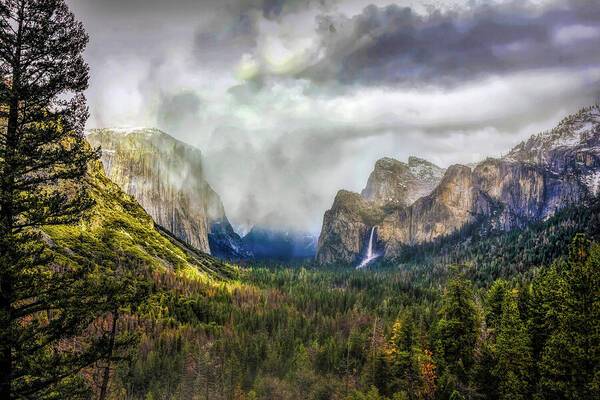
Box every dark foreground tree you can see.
[91,254,150,400]
[493,289,532,400]
[435,269,479,398]
[0,0,100,398]
[387,313,423,399]
[534,235,600,398]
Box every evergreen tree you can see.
[93,255,150,400]
[472,341,497,400]
[537,235,600,398]
[0,0,100,397]
[493,289,532,400]
[435,272,479,397]
[364,350,390,396]
[387,313,422,399]
[484,279,509,332]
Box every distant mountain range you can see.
[317,105,600,266]
[242,226,317,261]
[85,106,600,267]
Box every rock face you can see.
[317,191,384,265]
[317,105,600,265]
[44,152,234,281]
[361,157,445,207]
[86,128,246,257]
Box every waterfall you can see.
[366,226,375,259]
[357,226,378,269]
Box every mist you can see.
[68,0,600,233]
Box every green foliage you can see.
[44,160,236,280]
[387,313,423,399]
[493,290,532,400]
[484,279,509,331]
[0,0,102,397]
[393,199,600,285]
[534,235,600,399]
[435,272,480,391]
[77,234,596,400]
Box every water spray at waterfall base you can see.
[357,227,379,269]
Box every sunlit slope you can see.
[43,158,237,281]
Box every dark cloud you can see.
[298,0,600,86]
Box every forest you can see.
[99,233,599,400]
[0,1,599,399]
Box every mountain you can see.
[86,128,248,259]
[361,156,445,207]
[241,227,318,262]
[317,105,600,265]
[43,155,235,280]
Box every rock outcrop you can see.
[86,128,246,257]
[317,105,600,265]
[317,191,384,265]
[361,157,445,207]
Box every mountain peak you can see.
[505,105,600,164]
[374,157,409,171]
[408,156,445,181]
[362,156,445,207]
[408,155,436,167]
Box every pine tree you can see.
[0,0,100,397]
[364,349,390,396]
[435,271,479,396]
[484,279,509,332]
[94,255,150,400]
[387,313,422,399]
[537,235,600,398]
[493,289,532,400]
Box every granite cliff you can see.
[317,106,600,265]
[361,156,445,207]
[43,154,235,280]
[86,128,248,258]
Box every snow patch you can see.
[583,171,600,196]
[553,134,581,148]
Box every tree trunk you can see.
[98,310,119,400]
[0,277,12,399]
[0,5,23,395]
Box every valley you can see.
[70,106,600,400]
[1,1,599,399]
[84,107,600,272]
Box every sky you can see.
[67,0,600,234]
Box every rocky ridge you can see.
[317,106,600,265]
[43,154,234,280]
[361,156,445,207]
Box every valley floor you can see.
[105,234,599,400]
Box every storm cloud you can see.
[67,0,600,232]
[300,0,600,85]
